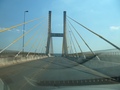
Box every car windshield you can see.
[0,0,120,90]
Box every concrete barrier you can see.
[98,52,120,63]
[66,52,120,69]
[0,55,48,68]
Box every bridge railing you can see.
[65,51,120,64]
[0,15,49,67]
[0,52,48,67]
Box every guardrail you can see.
[0,53,48,68]
[66,52,120,64]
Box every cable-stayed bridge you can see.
[0,11,120,90]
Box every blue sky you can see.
[0,0,120,53]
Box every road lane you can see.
[0,57,118,90]
[0,57,54,90]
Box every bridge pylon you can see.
[46,11,68,56]
[62,11,68,56]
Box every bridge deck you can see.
[0,57,120,90]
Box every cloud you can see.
[8,30,12,31]
[16,29,20,32]
[110,26,120,31]
[0,27,6,30]
[0,27,21,33]
[0,27,11,32]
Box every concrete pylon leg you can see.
[62,11,68,56]
[46,11,52,55]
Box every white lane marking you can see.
[24,76,37,87]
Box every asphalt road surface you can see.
[0,57,119,90]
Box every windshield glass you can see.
[0,0,120,90]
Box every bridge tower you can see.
[62,11,68,56]
[46,11,68,56]
[46,11,52,56]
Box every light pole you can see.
[23,11,28,54]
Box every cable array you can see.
[0,16,48,58]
